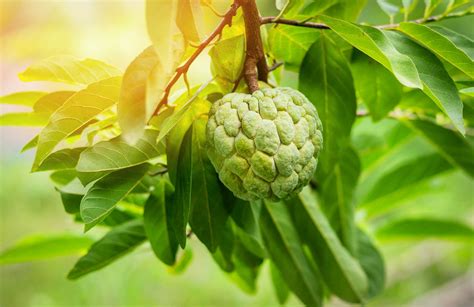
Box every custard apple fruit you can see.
[206,87,323,201]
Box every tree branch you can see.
[239,0,268,93]
[260,10,473,30]
[152,2,240,116]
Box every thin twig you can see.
[269,62,283,72]
[152,2,240,116]
[260,10,473,30]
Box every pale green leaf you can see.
[320,16,422,89]
[0,112,48,126]
[0,91,46,107]
[0,234,93,264]
[76,129,162,173]
[398,23,474,79]
[209,35,245,84]
[32,77,121,171]
[68,220,146,279]
[19,56,121,85]
[36,147,86,172]
[33,91,76,114]
[80,164,149,231]
[176,0,203,43]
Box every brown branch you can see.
[239,0,268,93]
[260,10,473,30]
[152,2,240,116]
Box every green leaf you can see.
[320,16,422,89]
[230,241,263,294]
[0,112,49,126]
[36,147,85,172]
[406,119,474,177]
[385,31,465,134]
[209,35,245,85]
[292,187,368,303]
[0,91,46,107]
[211,220,235,272]
[231,200,266,258]
[460,87,474,97]
[377,0,401,19]
[80,164,149,231]
[189,118,229,252]
[323,0,368,21]
[319,147,361,254]
[171,126,193,248]
[428,26,474,59]
[260,200,323,307]
[176,0,203,43]
[144,179,178,265]
[67,220,146,280]
[169,248,193,274]
[300,32,356,174]
[0,234,93,264]
[76,129,162,173]
[398,23,474,79]
[356,229,385,299]
[117,47,167,142]
[33,91,75,114]
[19,56,121,85]
[423,0,443,18]
[32,77,121,171]
[270,261,290,304]
[268,26,320,70]
[375,218,474,241]
[351,52,402,121]
[359,153,453,208]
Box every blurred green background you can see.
[0,0,473,306]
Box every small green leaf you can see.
[19,56,121,85]
[209,35,245,85]
[397,23,474,79]
[0,234,93,265]
[76,129,162,173]
[144,179,178,265]
[320,16,422,89]
[80,164,149,231]
[260,200,323,307]
[0,91,46,107]
[67,220,146,280]
[0,112,49,126]
[375,218,474,241]
[292,187,368,303]
[351,52,402,121]
[406,119,474,177]
[32,77,121,171]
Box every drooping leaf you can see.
[67,220,146,280]
[385,31,465,134]
[405,119,474,177]
[375,218,474,241]
[300,32,356,175]
[0,91,46,107]
[80,164,149,231]
[230,241,263,294]
[319,147,361,254]
[0,112,49,126]
[171,126,193,248]
[356,229,385,299]
[351,52,403,121]
[428,26,474,59]
[169,248,193,274]
[292,187,368,303]
[188,118,229,252]
[268,26,320,70]
[18,56,121,85]
[211,220,235,272]
[144,179,178,265]
[270,261,290,304]
[76,129,162,173]
[260,200,323,307]
[231,199,266,258]
[32,77,121,171]
[320,16,422,89]
[33,91,75,114]
[0,234,93,264]
[176,0,203,43]
[397,23,474,79]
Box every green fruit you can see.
[206,87,323,201]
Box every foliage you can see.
[1,0,473,305]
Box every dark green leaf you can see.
[260,200,323,307]
[270,261,290,304]
[356,229,385,299]
[80,164,149,231]
[144,179,178,265]
[67,220,146,279]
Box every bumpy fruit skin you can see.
[206,87,323,201]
